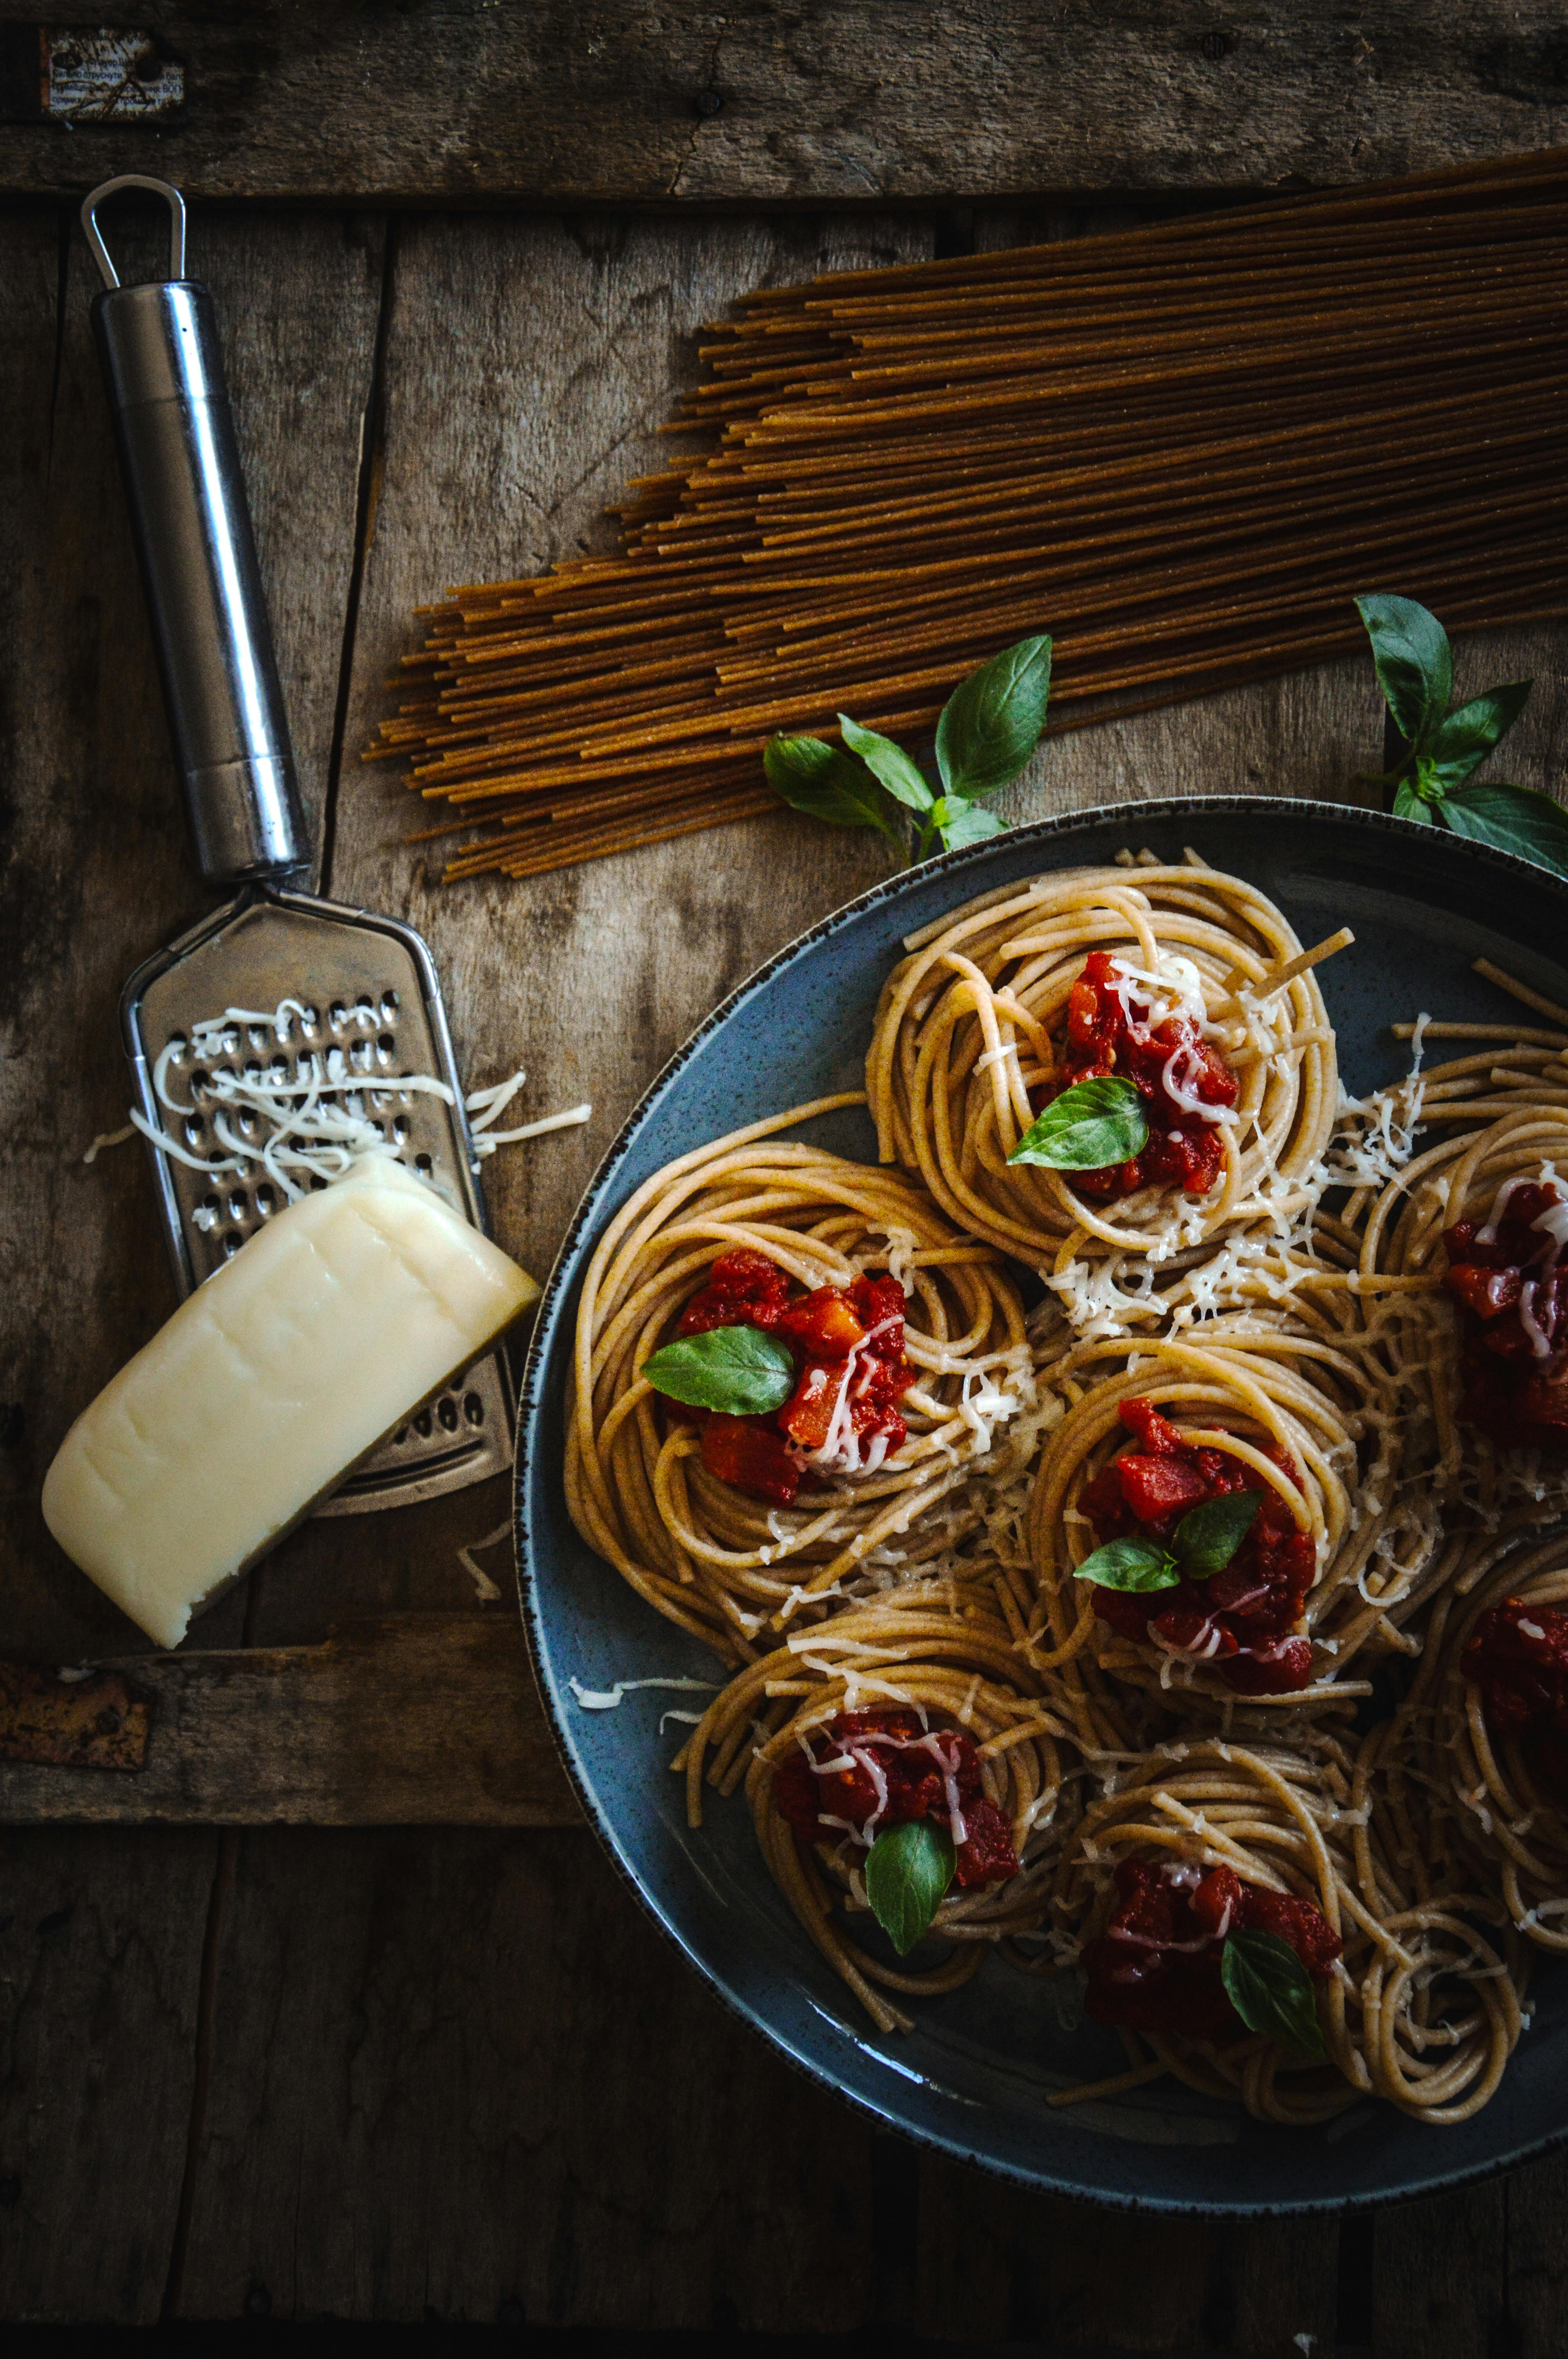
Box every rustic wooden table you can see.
[4,5,1568,2340]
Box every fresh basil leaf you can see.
[642,1324,797,1416]
[1220,1929,1326,2063]
[1393,777,1439,825]
[837,714,934,813]
[1006,1075,1149,1170]
[865,1817,957,1955]
[764,734,904,845]
[1071,1535,1180,1592]
[1438,782,1568,880]
[1175,1488,1262,1578]
[1354,593,1452,749]
[933,794,1007,851]
[935,634,1053,801]
[1423,680,1533,789]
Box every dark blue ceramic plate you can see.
[516,797,1568,2213]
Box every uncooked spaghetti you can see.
[372,148,1568,883]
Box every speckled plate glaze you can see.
[516,796,1568,2214]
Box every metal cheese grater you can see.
[84,174,514,1511]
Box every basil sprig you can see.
[1220,1928,1327,2063]
[1073,1486,1261,1593]
[1006,1074,1149,1170]
[864,1817,957,1954]
[764,635,1052,862]
[1356,594,1568,876]
[641,1324,797,1416]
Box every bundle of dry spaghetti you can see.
[563,1098,1047,1661]
[369,146,1568,883]
[676,1578,1082,2033]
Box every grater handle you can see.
[83,176,309,888]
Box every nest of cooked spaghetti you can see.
[567,854,1568,2126]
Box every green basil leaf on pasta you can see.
[837,714,934,813]
[642,1325,798,1416]
[1175,1488,1263,1578]
[1072,1536,1180,1592]
[864,1817,958,1955]
[935,635,1053,800]
[1220,1930,1327,2063]
[763,734,905,845]
[1006,1075,1149,1169]
[1354,593,1452,748]
[933,794,1007,851]
[1437,781,1568,880]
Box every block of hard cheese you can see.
[42,1157,539,1647]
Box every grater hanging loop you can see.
[81,173,187,292]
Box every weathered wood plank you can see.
[4,4,1568,202]
[173,1824,878,2325]
[1226,2215,1343,2357]
[0,1826,215,2320]
[1506,2149,1568,2359]
[0,1617,577,1826]
[914,2157,1221,2348]
[1372,2179,1511,2359]
[0,208,382,1667]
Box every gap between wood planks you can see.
[317,217,398,902]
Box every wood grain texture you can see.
[173,1825,879,2326]
[0,1826,214,2320]
[0,1618,577,1826]
[1506,2150,1568,2357]
[1373,2177,1512,2358]
[0,208,382,1668]
[4,3,1568,202]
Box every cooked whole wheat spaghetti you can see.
[566,868,1568,2127]
[1053,1736,1526,2125]
[866,860,1339,1269]
[565,1099,1038,1661]
[675,1579,1082,2034]
[1395,1527,1568,1955]
[1024,1319,1447,1716]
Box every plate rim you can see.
[514,791,1568,2215]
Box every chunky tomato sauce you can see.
[1080,1398,1316,1694]
[1034,950,1239,1199]
[1082,1857,1341,2037]
[674,1249,914,1506]
[771,1705,1018,1887]
[1463,1596,1568,1794]
[1443,1181,1568,1452]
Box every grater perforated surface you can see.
[121,886,514,1511]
